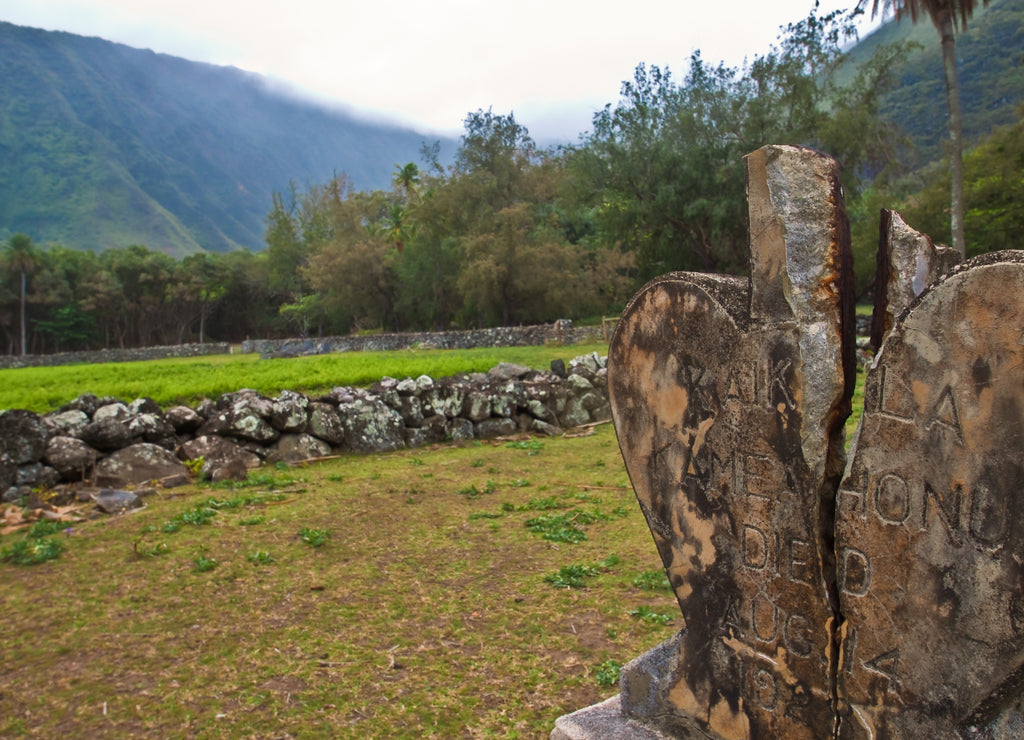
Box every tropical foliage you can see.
[859,0,991,255]
[2,2,1022,353]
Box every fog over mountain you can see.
[0,21,455,255]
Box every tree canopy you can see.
[3,3,1019,354]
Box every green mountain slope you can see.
[844,0,1024,166]
[0,22,453,255]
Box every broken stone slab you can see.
[551,696,674,740]
[836,251,1024,738]
[605,145,854,738]
[869,209,961,352]
[92,488,144,514]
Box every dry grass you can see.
[0,424,679,739]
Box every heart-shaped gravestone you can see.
[609,146,855,738]
[836,252,1024,738]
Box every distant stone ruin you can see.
[553,145,1024,738]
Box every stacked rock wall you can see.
[242,321,608,357]
[0,354,610,503]
[0,342,232,369]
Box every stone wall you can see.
[0,321,612,369]
[0,342,233,369]
[242,321,610,357]
[0,354,611,504]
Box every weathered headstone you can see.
[553,145,1024,739]
[601,145,855,738]
[836,251,1024,738]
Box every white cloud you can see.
[0,0,877,139]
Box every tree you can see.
[902,107,1024,257]
[859,0,990,256]
[572,7,902,280]
[3,234,38,355]
[393,162,421,200]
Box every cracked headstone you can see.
[554,149,1024,740]
[836,251,1024,739]
[604,145,854,738]
[869,209,960,352]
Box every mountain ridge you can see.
[0,21,454,255]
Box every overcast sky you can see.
[0,0,881,142]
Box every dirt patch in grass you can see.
[0,424,679,738]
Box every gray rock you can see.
[399,396,424,427]
[93,488,143,514]
[2,485,30,504]
[46,409,90,437]
[490,394,515,418]
[195,398,217,418]
[16,462,60,489]
[165,405,203,433]
[404,425,445,448]
[129,413,177,448]
[80,418,133,451]
[445,418,475,443]
[578,392,604,413]
[341,398,405,453]
[225,406,279,443]
[530,419,562,437]
[93,402,131,424]
[309,402,345,445]
[266,433,331,463]
[475,418,517,439]
[565,374,595,393]
[463,391,492,422]
[44,436,99,480]
[396,377,420,395]
[526,399,557,424]
[59,393,104,417]
[179,435,261,473]
[95,443,190,488]
[570,353,600,375]
[269,391,309,433]
[558,398,590,429]
[128,397,162,416]
[0,409,50,465]
[379,387,402,410]
[488,362,532,381]
[424,385,465,418]
[211,458,249,482]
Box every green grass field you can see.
[0,342,868,738]
[0,343,610,413]
[1,424,678,739]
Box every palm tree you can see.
[393,162,421,201]
[3,234,38,355]
[859,0,989,257]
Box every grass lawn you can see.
[0,340,868,738]
[0,343,610,413]
[0,424,679,739]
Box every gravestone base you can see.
[553,634,713,740]
[551,695,674,740]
